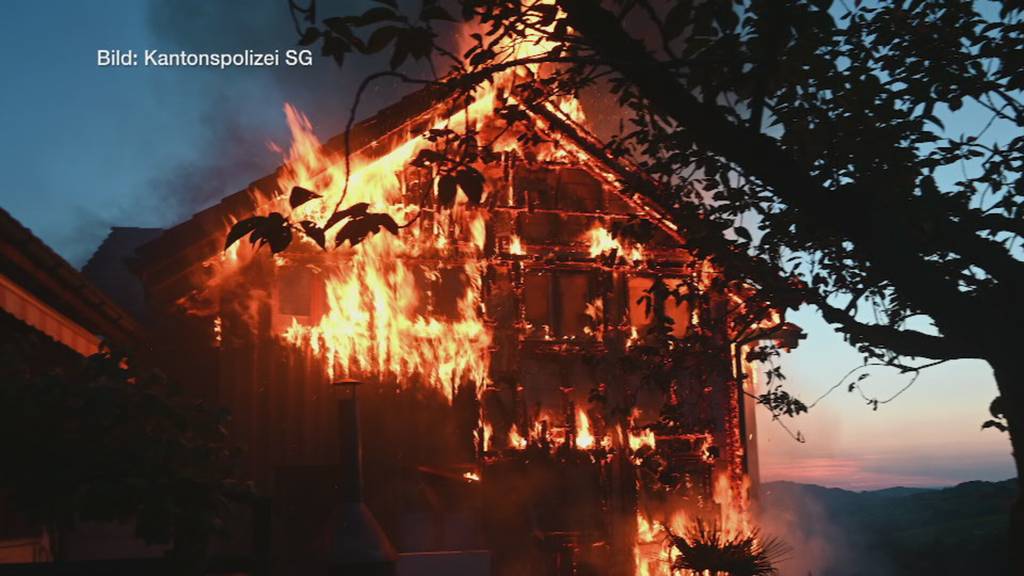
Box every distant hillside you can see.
[758,479,1016,576]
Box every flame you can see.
[508,424,528,449]
[575,407,595,450]
[265,3,594,399]
[628,427,656,452]
[212,316,222,347]
[185,0,599,401]
[508,234,525,255]
[585,222,643,262]
[481,421,494,453]
[275,103,497,400]
[627,325,641,348]
[714,473,752,538]
[634,510,676,576]
[173,15,768,575]
[530,419,545,443]
[633,472,754,576]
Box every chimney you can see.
[329,380,397,576]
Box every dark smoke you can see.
[144,0,413,219]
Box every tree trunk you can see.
[991,355,1023,573]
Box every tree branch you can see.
[816,299,977,360]
[560,0,995,342]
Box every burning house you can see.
[132,60,788,576]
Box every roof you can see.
[0,208,142,353]
[83,227,164,321]
[132,84,452,299]
[132,83,688,303]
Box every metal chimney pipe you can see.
[336,380,364,502]
[329,380,397,576]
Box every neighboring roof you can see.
[132,83,687,303]
[83,227,164,321]
[0,208,142,353]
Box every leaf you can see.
[320,32,350,66]
[411,148,447,167]
[299,27,321,46]
[322,18,353,37]
[982,419,1007,432]
[233,212,293,253]
[733,225,752,242]
[455,166,484,204]
[355,6,401,27]
[364,25,400,54]
[990,396,1005,419]
[299,221,326,250]
[378,214,400,235]
[225,216,267,250]
[335,213,400,247]
[404,26,434,60]
[390,34,410,69]
[325,202,371,230]
[437,174,457,207]
[289,186,321,209]
[532,4,557,25]
[420,5,455,21]
[261,213,293,253]
[469,48,496,67]
[664,3,691,40]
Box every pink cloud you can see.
[760,457,964,490]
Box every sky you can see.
[0,1,1014,490]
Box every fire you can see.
[188,0,603,403]
[633,472,755,576]
[714,473,752,538]
[530,419,545,443]
[482,421,493,452]
[575,407,595,450]
[212,316,222,347]
[275,102,496,400]
[634,510,678,576]
[508,424,528,449]
[174,10,773,573]
[508,234,525,255]
[260,2,597,399]
[585,222,643,263]
[628,427,656,452]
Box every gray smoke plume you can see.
[144,0,408,218]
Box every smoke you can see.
[54,207,118,267]
[143,0,410,219]
[757,482,894,576]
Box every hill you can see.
[758,479,1016,575]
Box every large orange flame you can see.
[276,102,495,400]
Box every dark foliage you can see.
[0,342,248,566]
[667,519,790,576]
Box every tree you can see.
[272,0,1022,564]
[0,340,248,571]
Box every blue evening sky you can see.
[0,1,1013,489]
